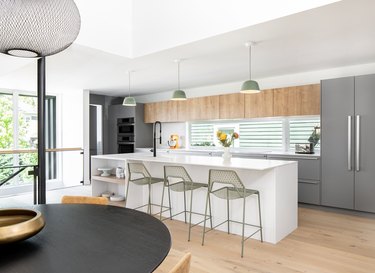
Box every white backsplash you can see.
[157,122,187,148]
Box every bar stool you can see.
[126,162,165,215]
[160,165,212,241]
[201,169,263,257]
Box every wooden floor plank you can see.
[155,207,375,273]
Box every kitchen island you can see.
[91,153,298,244]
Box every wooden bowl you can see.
[0,209,45,244]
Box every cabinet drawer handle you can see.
[348,115,352,171]
[299,179,320,184]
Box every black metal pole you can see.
[37,57,46,204]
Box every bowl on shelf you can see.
[97,167,112,177]
[0,209,45,244]
[101,191,113,198]
[110,195,125,202]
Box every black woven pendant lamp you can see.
[0,0,81,204]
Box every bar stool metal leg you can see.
[160,182,166,220]
[183,183,187,223]
[257,192,263,242]
[241,196,246,258]
[188,186,194,241]
[167,184,173,219]
[227,188,230,234]
[201,190,210,246]
[125,180,130,208]
[208,190,213,229]
[148,182,152,214]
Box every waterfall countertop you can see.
[91,152,298,244]
[91,153,295,171]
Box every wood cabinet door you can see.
[144,103,156,123]
[176,101,188,122]
[219,93,244,119]
[188,96,220,121]
[155,101,179,122]
[273,84,320,116]
[144,101,181,123]
[244,89,274,118]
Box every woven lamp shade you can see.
[0,0,81,58]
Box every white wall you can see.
[135,62,375,103]
[132,0,339,57]
[75,0,133,57]
[58,89,85,187]
[157,122,187,149]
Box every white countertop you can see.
[91,153,296,171]
[135,147,320,158]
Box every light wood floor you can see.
[156,206,375,273]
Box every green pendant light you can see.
[171,59,187,101]
[123,71,136,106]
[240,42,260,94]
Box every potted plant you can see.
[216,131,239,162]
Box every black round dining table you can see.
[0,204,171,273]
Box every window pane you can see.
[190,123,215,147]
[0,93,14,185]
[18,95,38,184]
[289,118,320,149]
[239,121,283,149]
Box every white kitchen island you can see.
[91,153,298,244]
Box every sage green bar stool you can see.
[126,162,166,215]
[160,165,212,241]
[202,169,263,258]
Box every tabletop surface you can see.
[0,204,171,273]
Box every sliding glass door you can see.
[0,92,56,205]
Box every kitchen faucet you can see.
[153,121,162,157]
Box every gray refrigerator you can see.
[321,74,375,213]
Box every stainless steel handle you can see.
[348,116,352,171]
[356,115,360,172]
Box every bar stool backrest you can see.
[128,162,151,180]
[208,169,245,193]
[164,166,192,184]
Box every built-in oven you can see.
[117,117,135,153]
[118,143,134,153]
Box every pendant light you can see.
[123,71,136,106]
[171,59,187,100]
[240,42,260,93]
[0,0,81,58]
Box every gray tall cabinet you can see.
[321,74,375,213]
[108,103,152,154]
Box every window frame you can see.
[188,115,320,152]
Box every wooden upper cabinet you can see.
[219,93,244,119]
[244,89,274,118]
[188,96,220,120]
[176,101,188,122]
[273,84,320,116]
[144,102,156,123]
[144,100,187,123]
[144,83,320,122]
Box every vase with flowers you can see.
[216,131,239,162]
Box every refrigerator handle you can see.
[348,116,352,171]
[356,115,360,172]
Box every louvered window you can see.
[289,118,320,149]
[189,123,215,147]
[239,121,283,149]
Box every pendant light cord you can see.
[249,44,252,80]
[128,71,131,97]
[177,61,180,90]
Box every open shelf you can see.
[109,200,126,207]
[92,175,125,185]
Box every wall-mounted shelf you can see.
[92,175,125,185]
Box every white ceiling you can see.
[1,0,374,98]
